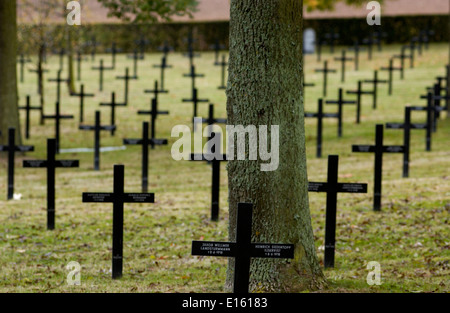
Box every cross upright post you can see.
[217,54,228,90]
[48,70,68,104]
[92,59,113,92]
[116,68,136,106]
[182,88,210,125]
[183,65,205,93]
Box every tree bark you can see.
[225,0,326,292]
[0,0,21,145]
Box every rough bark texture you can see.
[0,1,21,145]
[225,0,326,292]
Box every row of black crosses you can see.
[316,28,434,63]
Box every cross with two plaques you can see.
[100,92,125,136]
[346,81,374,124]
[308,155,367,268]
[23,139,79,230]
[363,70,388,110]
[82,164,155,279]
[137,94,169,149]
[0,128,34,200]
[192,202,294,294]
[92,59,113,92]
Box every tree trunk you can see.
[225,0,326,292]
[0,0,21,145]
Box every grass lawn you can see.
[0,43,449,293]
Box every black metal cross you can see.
[182,88,209,124]
[82,164,155,279]
[363,70,388,109]
[362,35,378,60]
[402,42,415,69]
[211,39,226,65]
[70,84,95,123]
[43,101,74,154]
[386,106,424,178]
[410,92,438,151]
[144,81,169,106]
[100,92,125,136]
[127,49,142,79]
[304,99,339,158]
[192,202,294,294]
[325,88,356,137]
[91,59,113,92]
[53,48,65,72]
[19,95,41,139]
[190,132,227,221]
[0,128,34,200]
[393,47,409,80]
[324,31,340,53]
[137,97,169,149]
[135,35,150,59]
[106,42,122,69]
[315,60,336,97]
[348,40,365,71]
[29,63,49,95]
[123,122,167,192]
[202,104,227,126]
[216,54,228,90]
[75,50,87,81]
[17,54,32,83]
[334,50,353,82]
[381,58,402,95]
[420,83,449,132]
[352,124,405,211]
[152,56,172,93]
[346,81,374,124]
[86,36,100,61]
[79,111,116,171]
[23,139,79,230]
[116,68,136,106]
[308,155,367,268]
[183,65,205,92]
[48,70,68,104]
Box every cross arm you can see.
[352,145,376,153]
[23,160,48,168]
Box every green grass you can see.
[0,43,449,293]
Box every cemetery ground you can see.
[0,44,449,293]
